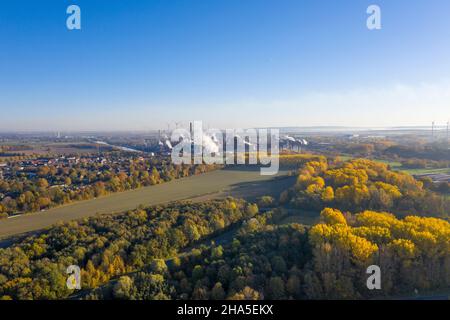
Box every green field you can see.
[395,167,450,175]
[0,168,295,240]
[376,160,450,175]
[342,156,450,176]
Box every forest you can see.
[287,158,449,218]
[0,194,448,299]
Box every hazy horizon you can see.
[0,124,448,135]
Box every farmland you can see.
[0,167,294,240]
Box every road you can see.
[0,168,294,241]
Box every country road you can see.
[0,168,294,241]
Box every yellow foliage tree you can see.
[321,186,334,202]
[320,208,346,225]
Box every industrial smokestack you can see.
[447,121,449,145]
[432,121,435,139]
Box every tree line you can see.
[286,158,449,218]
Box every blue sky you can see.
[0,0,449,131]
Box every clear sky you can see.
[1,0,449,131]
